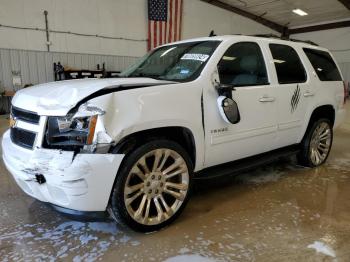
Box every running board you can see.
[194,145,300,180]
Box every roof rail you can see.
[252,33,282,39]
[289,38,318,46]
[250,34,318,46]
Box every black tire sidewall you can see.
[110,139,193,232]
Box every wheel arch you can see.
[309,104,335,126]
[300,104,335,142]
[111,126,197,168]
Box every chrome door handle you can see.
[304,91,315,97]
[259,96,275,102]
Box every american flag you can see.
[148,0,183,51]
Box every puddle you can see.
[0,219,139,261]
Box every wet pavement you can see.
[1,103,350,262]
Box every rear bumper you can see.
[2,129,124,212]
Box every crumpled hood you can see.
[12,78,173,116]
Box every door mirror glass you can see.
[217,96,240,124]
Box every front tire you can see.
[110,140,193,232]
[297,118,333,167]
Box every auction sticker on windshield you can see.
[181,53,210,62]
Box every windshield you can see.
[120,41,220,82]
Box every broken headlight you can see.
[45,102,106,149]
[46,114,98,147]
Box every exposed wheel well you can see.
[112,127,196,167]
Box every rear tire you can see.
[110,139,193,232]
[297,118,333,167]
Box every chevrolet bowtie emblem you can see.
[9,116,16,128]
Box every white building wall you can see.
[182,0,277,38]
[0,0,277,57]
[0,0,148,57]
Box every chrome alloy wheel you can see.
[123,148,189,226]
[309,122,332,166]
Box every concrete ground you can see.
[0,103,350,262]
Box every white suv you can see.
[2,35,347,232]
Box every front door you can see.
[203,41,278,168]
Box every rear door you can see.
[268,43,310,147]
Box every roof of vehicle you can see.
[164,34,330,53]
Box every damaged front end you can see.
[2,102,125,212]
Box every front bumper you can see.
[2,130,124,212]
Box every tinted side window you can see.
[218,42,268,86]
[269,44,306,84]
[303,48,342,81]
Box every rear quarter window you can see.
[303,48,342,81]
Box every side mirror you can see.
[217,96,240,124]
[215,82,236,98]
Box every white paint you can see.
[217,96,232,124]
[12,77,174,115]
[0,0,276,56]
[307,241,336,258]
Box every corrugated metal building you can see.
[0,48,139,113]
